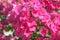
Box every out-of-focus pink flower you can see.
[39,27,48,37]
[36,37,49,40]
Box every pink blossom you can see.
[39,27,48,37]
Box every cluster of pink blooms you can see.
[0,0,60,40]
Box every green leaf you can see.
[5,24,13,32]
[16,38,22,40]
[16,0,19,2]
[45,31,50,38]
[0,15,6,21]
[58,10,60,13]
[0,28,3,34]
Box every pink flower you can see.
[36,37,49,40]
[39,27,48,37]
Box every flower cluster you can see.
[0,0,60,40]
